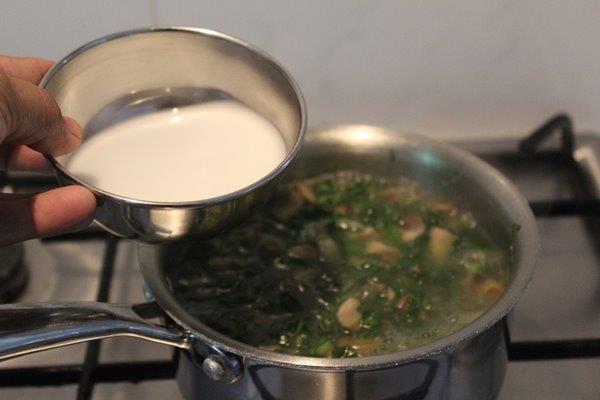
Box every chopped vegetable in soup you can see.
[172,172,512,358]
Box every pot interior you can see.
[138,125,538,370]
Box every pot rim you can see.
[139,125,539,371]
[41,26,307,208]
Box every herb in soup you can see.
[172,172,511,358]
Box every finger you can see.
[0,186,96,246]
[0,74,82,155]
[0,56,54,84]
[0,144,50,171]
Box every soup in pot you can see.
[171,172,514,358]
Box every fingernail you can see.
[63,116,83,140]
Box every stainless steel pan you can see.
[0,125,538,399]
[42,27,306,243]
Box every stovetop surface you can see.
[1,119,599,399]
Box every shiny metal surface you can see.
[0,302,189,361]
[574,137,600,199]
[141,125,538,370]
[201,356,227,381]
[141,125,538,399]
[178,322,506,400]
[41,27,306,242]
[190,340,243,384]
[0,125,537,399]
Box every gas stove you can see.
[0,114,599,399]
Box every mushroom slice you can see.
[432,202,457,217]
[400,214,425,242]
[480,279,505,299]
[295,181,316,203]
[361,226,379,240]
[428,227,456,264]
[335,203,350,215]
[337,336,381,356]
[381,187,404,202]
[366,240,401,262]
[385,287,396,301]
[318,236,343,263]
[336,297,362,331]
[395,294,413,311]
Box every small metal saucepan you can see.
[41,27,306,243]
[0,125,538,400]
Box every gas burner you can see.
[0,181,28,303]
[1,114,600,399]
[0,244,27,303]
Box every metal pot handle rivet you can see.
[202,355,227,381]
[190,340,242,384]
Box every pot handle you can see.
[0,301,189,361]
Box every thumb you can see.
[0,73,82,156]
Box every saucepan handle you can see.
[0,301,189,361]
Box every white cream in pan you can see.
[66,101,287,202]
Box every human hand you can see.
[0,56,96,246]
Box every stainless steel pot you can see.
[42,27,306,243]
[0,125,538,399]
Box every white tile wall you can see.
[2,0,600,139]
[0,0,151,59]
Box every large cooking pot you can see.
[0,125,538,399]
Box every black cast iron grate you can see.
[0,114,599,399]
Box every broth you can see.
[172,172,513,358]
